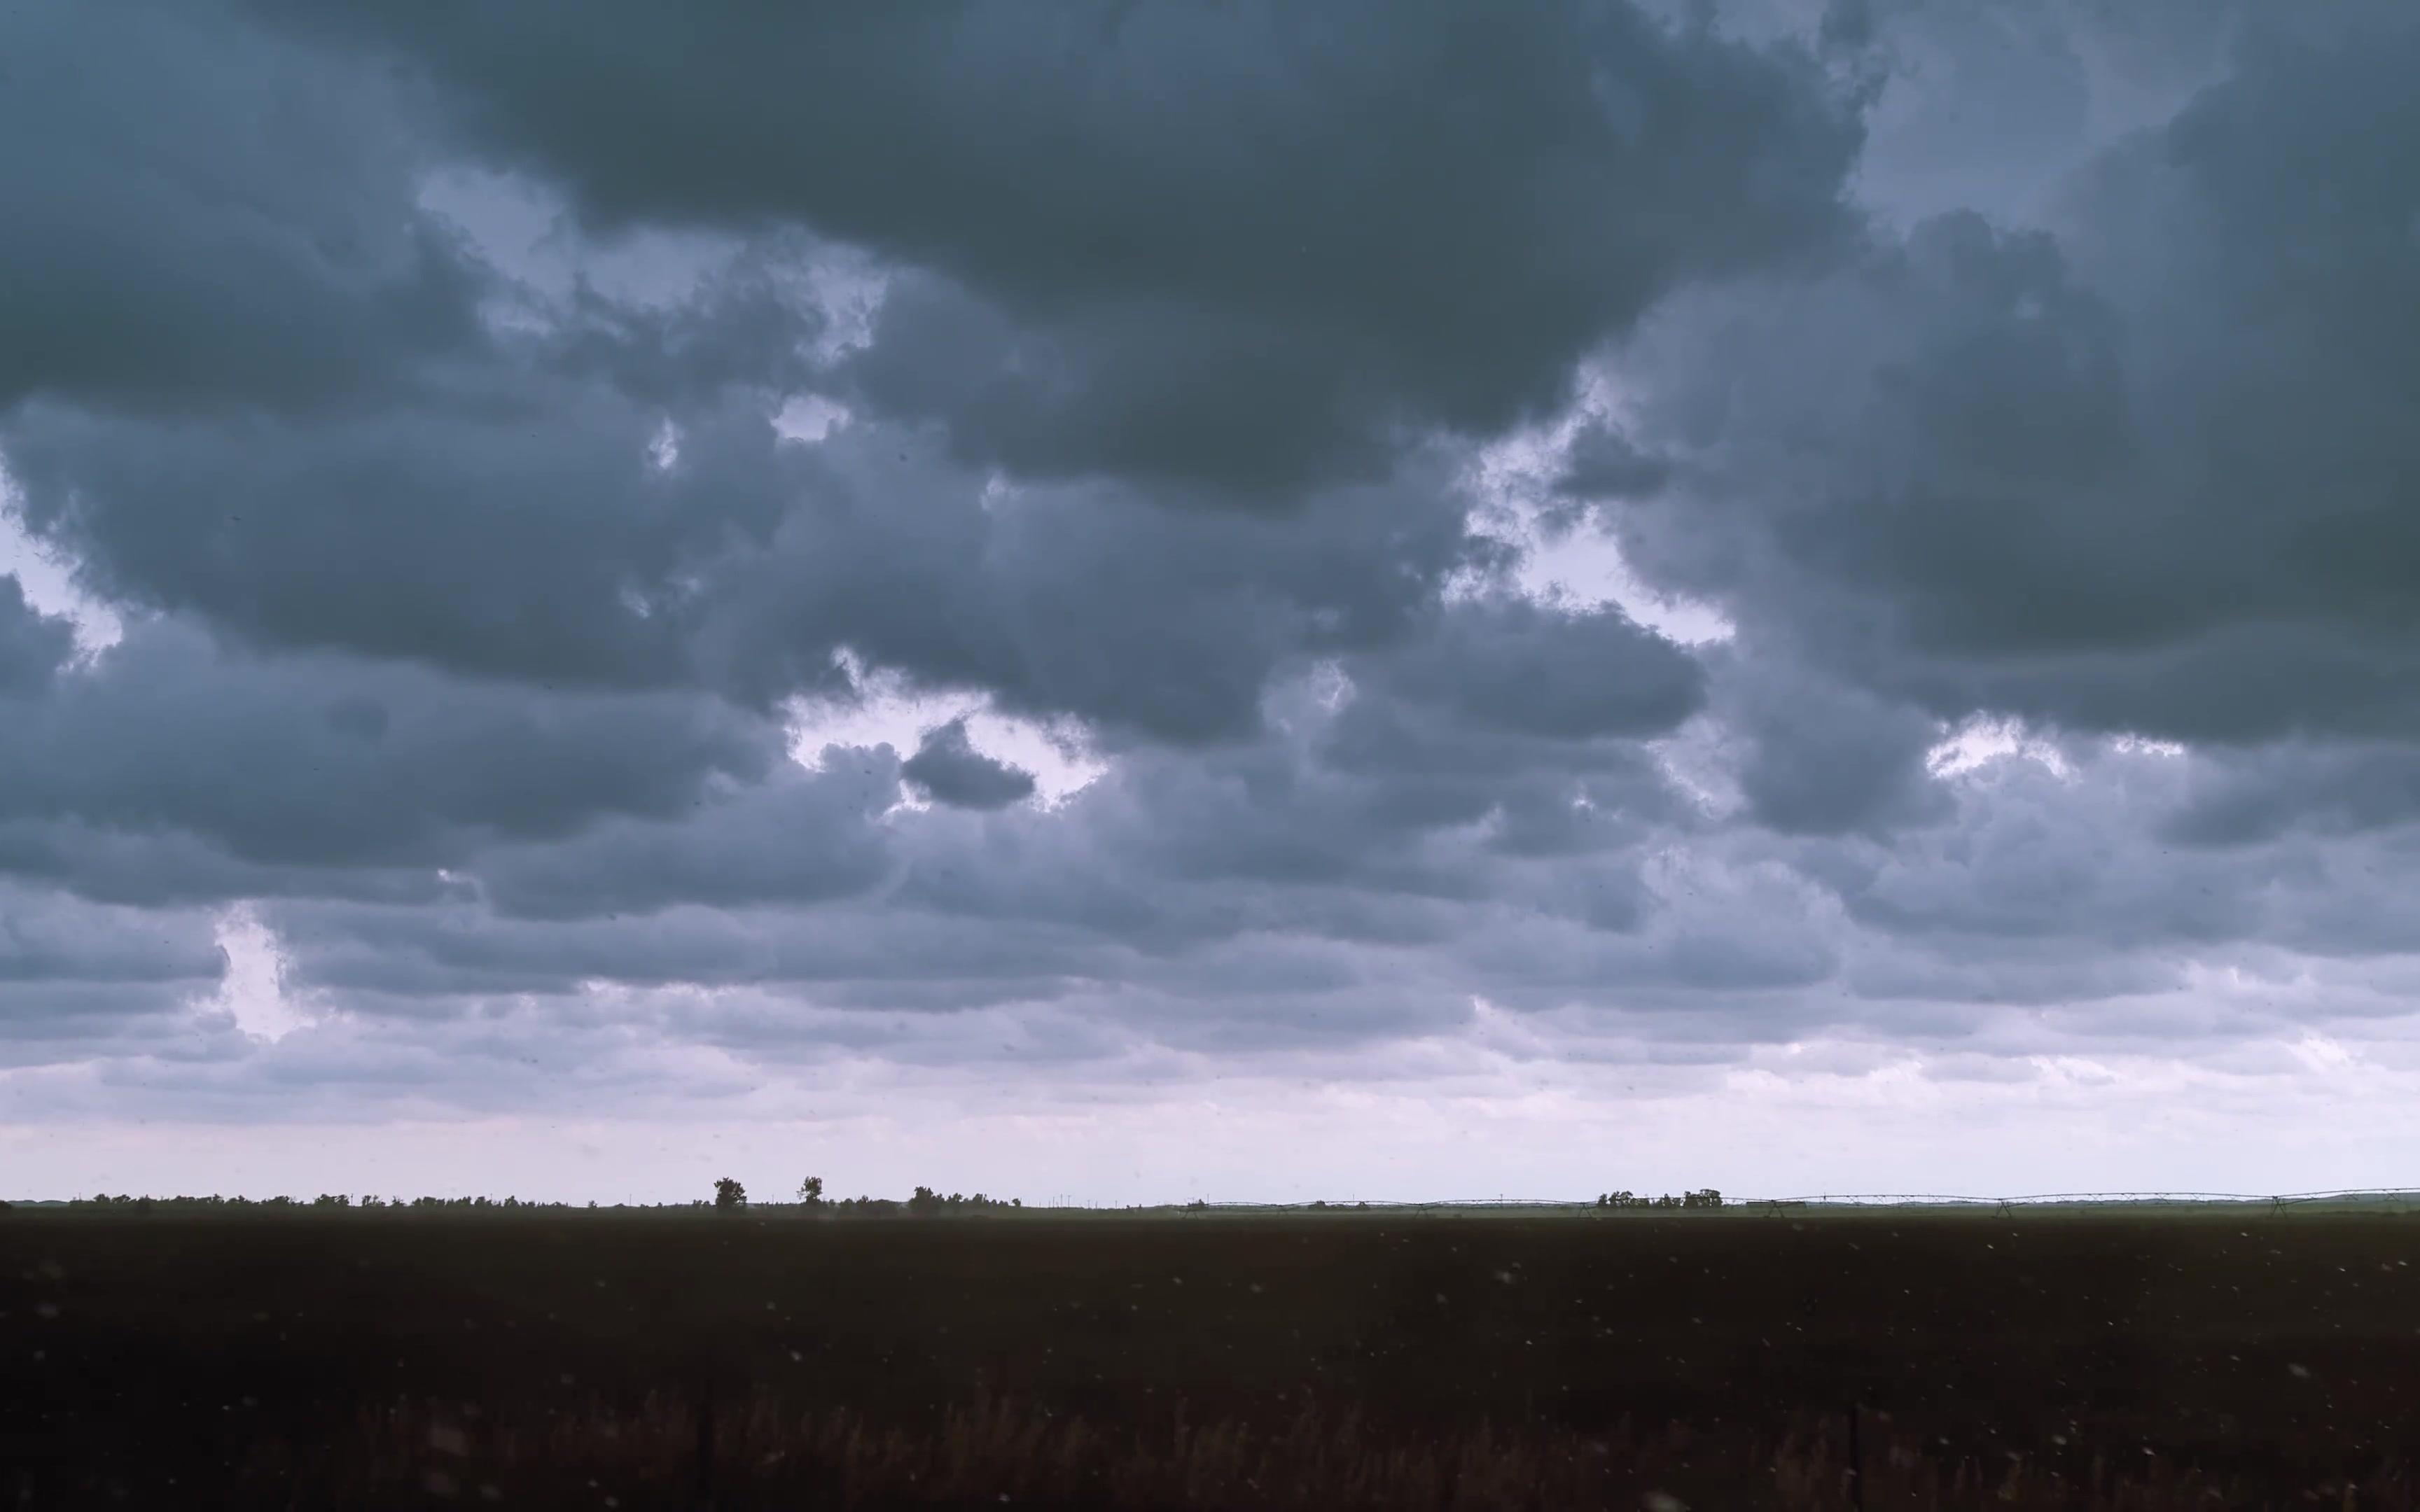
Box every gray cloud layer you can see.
[4,0,2416,1116]
[271,0,1863,496]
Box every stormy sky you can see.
[6,0,2419,1203]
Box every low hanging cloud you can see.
[2,0,2417,1191]
[904,720,1039,811]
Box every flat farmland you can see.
[4,1209,2416,1507]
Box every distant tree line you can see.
[25,1184,1029,1214]
[57,1193,582,1210]
[709,1176,1024,1217]
[16,1184,1745,1214]
[1595,1189,1724,1210]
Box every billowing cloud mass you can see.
[6,0,2419,1200]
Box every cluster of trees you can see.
[1595,1189,1724,1210]
[384,1195,574,1210]
[907,1185,1019,1217]
[707,1176,1023,1217]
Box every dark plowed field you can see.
[4,1210,2415,1507]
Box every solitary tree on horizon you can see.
[713,1177,747,1211]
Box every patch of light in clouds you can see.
[787,651,1106,806]
[200,905,314,1044]
[774,393,854,444]
[0,463,123,654]
[1462,388,1734,646]
[1926,715,2076,779]
[1511,523,1735,646]
[417,167,736,312]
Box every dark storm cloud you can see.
[475,750,902,920]
[543,255,833,407]
[261,895,1122,1007]
[1837,944,2182,1014]
[1451,851,1844,1013]
[2161,745,2420,848]
[0,0,484,414]
[1042,658,1685,906]
[0,579,74,696]
[0,880,227,1045]
[0,882,223,993]
[1368,594,1704,741]
[9,337,1485,745]
[1711,645,1949,836]
[903,721,1037,811]
[243,661,1704,1017]
[1779,744,2420,1005]
[1309,609,1704,864]
[1799,755,2265,951]
[1552,421,1673,503]
[258,0,1863,496]
[0,620,779,868]
[0,819,459,911]
[168,704,2420,1072]
[0,983,226,1058]
[696,434,1494,742]
[3,342,812,691]
[882,752,1519,960]
[1614,10,2420,755]
[263,895,1489,1057]
[0,0,831,691]
[7,0,2419,1093]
